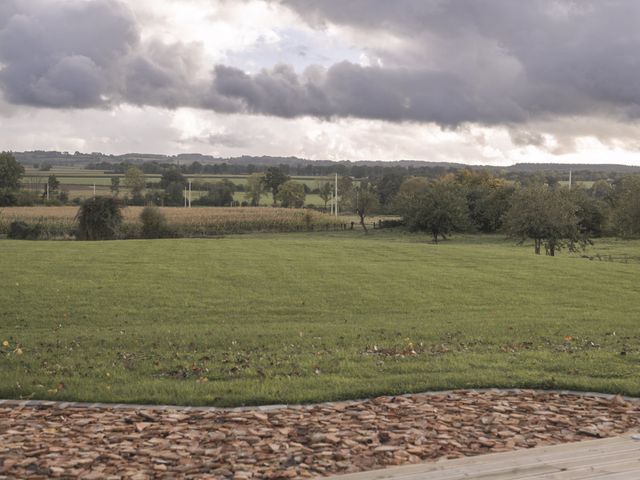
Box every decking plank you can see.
[326,434,640,480]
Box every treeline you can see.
[355,170,640,254]
[3,152,640,250]
[84,158,635,184]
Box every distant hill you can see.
[11,150,640,175]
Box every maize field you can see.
[0,206,344,239]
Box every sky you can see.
[1,0,640,165]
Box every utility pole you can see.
[46,183,49,201]
[188,180,192,208]
[184,188,187,208]
[93,184,96,197]
[335,173,338,217]
[569,170,572,190]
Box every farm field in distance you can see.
[1,231,639,407]
[20,166,334,205]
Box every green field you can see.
[21,168,334,205]
[1,232,639,406]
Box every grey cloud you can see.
[0,0,245,112]
[1,0,640,131]
[0,0,138,107]
[205,133,250,148]
[214,61,525,126]
[121,41,209,108]
[275,0,640,123]
[509,129,547,148]
[178,132,250,149]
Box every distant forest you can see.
[13,150,640,182]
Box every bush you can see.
[16,191,41,206]
[140,205,169,238]
[8,221,42,240]
[76,196,123,240]
[0,189,17,206]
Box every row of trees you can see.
[394,172,639,254]
[83,156,633,183]
[115,166,308,208]
[3,152,640,250]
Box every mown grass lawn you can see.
[1,232,639,406]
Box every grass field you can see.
[1,232,639,406]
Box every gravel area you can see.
[1,390,639,479]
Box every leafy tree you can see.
[570,187,608,237]
[400,179,469,243]
[348,182,379,233]
[276,180,305,208]
[76,197,123,240]
[140,205,168,238]
[163,182,185,206]
[376,171,405,207]
[110,177,120,196]
[613,175,640,237]
[397,177,430,197]
[245,173,266,206]
[455,171,514,233]
[123,166,145,199]
[47,175,60,194]
[0,190,18,207]
[0,152,24,190]
[338,176,354,197]
[318,182,332,211]
[160,167,186,190]
[158,168,188,206]
[263,167,290,205]
[590,179,614,202]
[503,185,587,256]
[198,180,235,206]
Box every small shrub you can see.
[8,221,42,240]
[0,189,18,206]
[140,205,169,238]
[76,197,123,240]
[119,222,142,239]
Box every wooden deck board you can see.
[326,434,640,480]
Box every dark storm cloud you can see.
[273,0,640,124]
[0,0,231,109]
[1,0,640,129]
[213,62,525,126]
[0,0,138,107]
